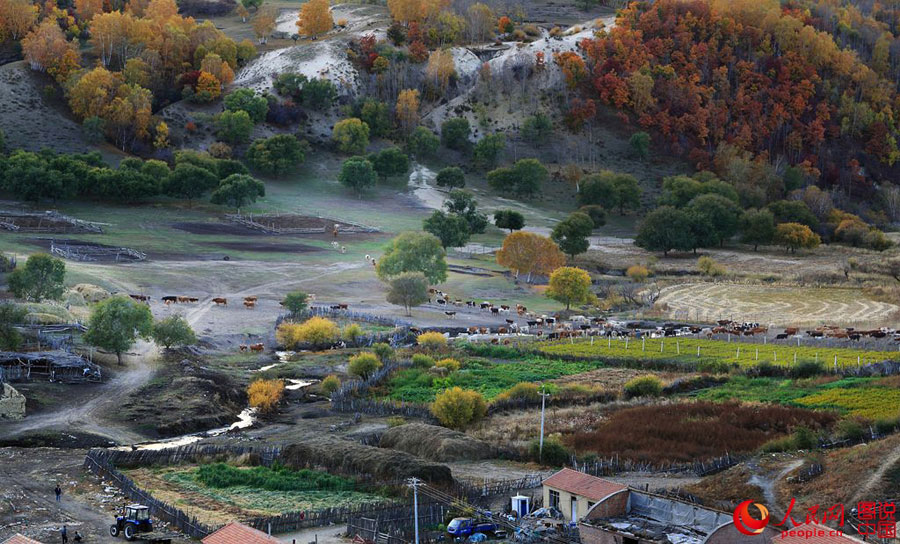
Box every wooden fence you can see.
[88,444,283,468]
[346,503,448,544]
[83,450,215,538]
[571,452,741,478]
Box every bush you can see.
[245,135,308,176]
[417,331,447,351]
[348,352,382,379]
[624,375,663,398]
[793,426,818,450]
[151,315,197,349]
[496,382,540,402]
[278,317,340,348]
[626,265,649,283]
[789,360,825,379]
[372,342,394,362]
[248,379,285,414]
[281,291,309,315]
[875,417,899,435]
[412,354,435,368]
[431,387,487,429]
[435,358,461,372]
[321,374,341,394]
[697,256,726,277]
[528,436,570,466]
[835,418,867,442]
[435,166,465,188]
[441,117,471,151]
[578,205,607,227]
[342,323,364,343]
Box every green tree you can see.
[164,164,219,205]
[407,126,440,157]
[739,208,776,251]
[216,110,254,144]
[551,211,594,258]
[376,232,447,284]
[369,147,410,178]
[611,173,641,213]
[281,291,309,315]
[338,156,377,196]
[431,387,487,429]
[217,159,250,179]
[658,175,703,208]
[686,194,742,247]
[332,118,370,154]
[473,133,506,168]
[445,189,487,234]
[521,113,552,143]
[151,315,197,349]
[84,295,153,365]
[300,78,337,109]
[141,159,172,180]
[245,135,308,177]
[768,200,819,230]
[7,254,66,301]
[0,303,27,350]
[385,271,429,315]
[82,116,105,144]
[546,266,594,310]
[774,222,821,253]
[210,174,265,209]
[348,352,382,379]
[578,205,606,227]
[577,172,617,209]
[494,209,524,232]
[0,127,6,154]
[1,150,74,202]
[223,88,269,122]
[629,131,650,159]
[441,117,471,151]
[435,166,465,188]
[634,206,696,256]
[424,210,471,248]
[359,99,391,138]
[487,158,547,197]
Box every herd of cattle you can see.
[127,294,260,308]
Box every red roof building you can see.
[1,535,44,544]
[542,468,628,522]
[202,522,282,544]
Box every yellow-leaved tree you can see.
[0,0,38,41]
[496,231,564,283]
[395,89,420,136]
[247,379,284,414]
[296,0,332,37]
[546,266,594,310]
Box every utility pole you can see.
[539,384,550,463]
[407,477,422,544]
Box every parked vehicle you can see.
[110,505,153,541]
[447,518,498,538]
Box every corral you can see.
[225,213,380,235]
[47,239,146,262]
[0,210,103,233]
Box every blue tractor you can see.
[110,504,153,541]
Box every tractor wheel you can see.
[110,524,120,537]
[124,523,136,541]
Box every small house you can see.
[1,534,44,544]
[202,521,282,544]
[542,468,627,523]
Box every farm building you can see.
[0,351,101,383]
[578,485,779,544]
[201,521,281,544]
[542,468,627,523]
[1,534,44,544]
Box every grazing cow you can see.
[480,302,492,310]
[212,297,227,306]
[849,333,861,341]
[491,307,500,315]
[517,307,527,316]
[129,294,150,302]
[244,296,258,303]
[338,303,349,310]
[437,298,447,305]
[785,327,799,335]
[775,333,789,340]
[479,327,489,334]
[162,296,177,304]
[249,343,264,352]
[187,297,199,303]
[527,320,539,327]
[468,326,479,334]
[428,288,437,295]
[177,296,190,303]
[545,317,556,325]
[366,255,372,262]
[239,344,248,351]
[506,319,515,325]
[444,311,456,318]
[498,327,508,334]
[466,301,476,307]
[244,300,256,309]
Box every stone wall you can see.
[0,383,25,420]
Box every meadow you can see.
[537,337,899,370]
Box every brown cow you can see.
[467,326,479,334]
[177,296,190,303]
[244,296,258,303]
[187,297,199,303]
[785,327,799,335]
[249,343,264,352]
[244,300,256,309]
[213,297,227,306]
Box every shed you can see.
[0,351,101,383]
[202,522,282,544]
[2,534,44,544]
[542,468,627,522]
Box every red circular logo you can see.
[734,500,770,535]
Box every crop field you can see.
[693,376,900,420]
[124,464,386,525]
[655,283,900,328]
[537,337,899,370]
[380,356,602,403]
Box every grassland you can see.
[537,337,899,370]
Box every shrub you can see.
[342,323,364,343]
[835,418,867,442]
[496,382,540,402]
[875,417,899,435]
[435,358,461,372]
[348,352,382,379]
[412,354,435,368]
[793,426,818,450]
[697,256,726,277]
[528,436,570,466]
[435,166,465,188]
[248,379,285,414]
[284,316,340,348]
[440,117,471,151]
[151,315,197,349]
[372,342,394,362]
[417,331,447,351]
[281,291,309,315]
[626,265,649,283]
[578,205,607,227]
[321,374,341,394]
[431,387,487,429]
[789,360,825,379]
[624,375,663,398]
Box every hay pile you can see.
[281,437,453,485]
[72,283,110,303]
[379,423,496,462]
[21,302,75,324]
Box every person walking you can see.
[60,524,68,544]
[55,485,62,502]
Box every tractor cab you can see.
[110,504,153,540]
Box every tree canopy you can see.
[376,232,448,284]
[7,253,66,301]
[84,295,153,365]
[546,266,594,310]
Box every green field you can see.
[380,356,601,403]
[537,337,899,370]
[694,376,900,420]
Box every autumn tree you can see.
[252,5,276,44]
[496,231,564,283]
[0,0,37,41]
[395,89,420,136]
[546,266,594,310]
[426,49,456,94]
[200,53,235,86]
[21,20,80,84]
[296,0,332,37]
[74,0,103,21]
[774,223,821,253]
[332,118,370,154]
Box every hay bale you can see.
[25,312,67,325]
[73,283,110,303]
[379,423,496,462]
[64,291,86,306]
[281,437,453,485]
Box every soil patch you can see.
[171,221,263,236]
[26,238,146,263]
[212,240,321,253]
